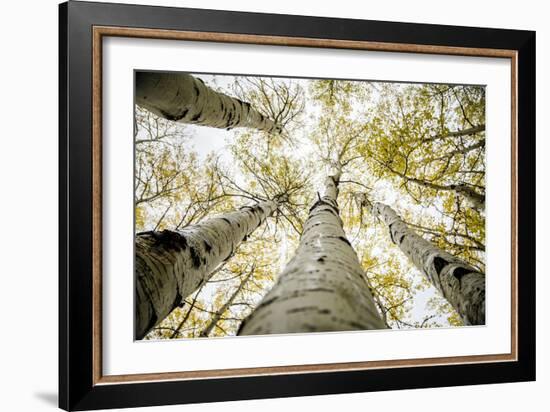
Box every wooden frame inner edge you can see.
[91,26,518,385]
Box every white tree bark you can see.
[199,265,255,338]
[368,201,485,325]
[136,72,282,133]
[136,200,279,339]
[422,124,485,143]
[398,175,485,210]
[238,172,386,336]
[448,184,485,210]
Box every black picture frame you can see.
[59,1,536,410]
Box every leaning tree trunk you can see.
[368,201,485,325]
[422,124,485,143]
[136,199,280,339]
[136,72,282,133]
[403,176,485,210]
[238,172,386,336]
[199,265,255,338]
[448,184,485,210]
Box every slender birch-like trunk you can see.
[367,201,485,325]
[422,124,485,143]
[136,199,279,339]
[430,139,485,161]
[136,72,282,133]
[238,171,386,335]
[415,180,485,210]
[395,173,485,210]
[448,184,485,210]
[199,265,255,338]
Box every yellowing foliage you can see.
[138,75,485,339]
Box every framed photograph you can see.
[59,1,535,410]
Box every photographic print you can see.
[134,71,486,340]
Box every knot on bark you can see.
[138,230,188,252]
[309,198,339,215]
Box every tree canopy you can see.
[135,73,485,339]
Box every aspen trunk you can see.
[448,184,485,210]
[199,265,255,337]
[368,201,485,325]
[136,72,282,133]
[402,176,485,210]
[422,124,485,143]
[238,173,386,336]
[136,200,279,339]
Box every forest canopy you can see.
[134,72,486,340]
